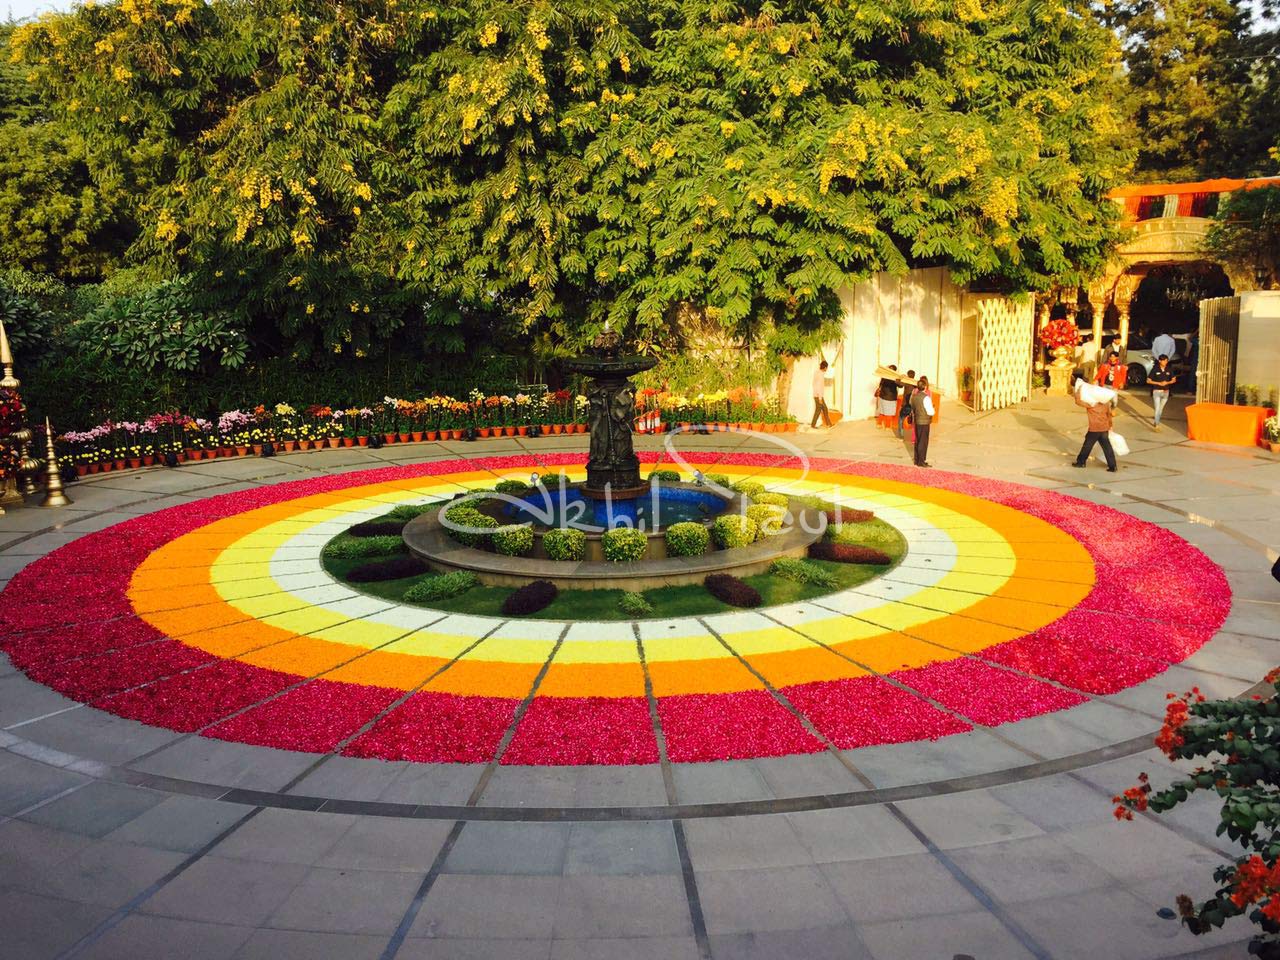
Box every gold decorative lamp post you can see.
[40,417,70,507]
[0,318,25,508]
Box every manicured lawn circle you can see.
[0,454,1232,765]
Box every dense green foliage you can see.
[542,527,585,561]
[1105,0,1280,180]
[1205,187,1280,290]
[769,557,838,588]
[492,524,535,557]
[403,570,480,602]
[746,502,785,538]
[322,534,405,559]
[0,0,1130,428]
[601,527,647,562]
[664,520,709,557]
[710,513,757,549]
[618,591,653,616]
[443,504,498,547]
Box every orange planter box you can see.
[1186,402,1276,447]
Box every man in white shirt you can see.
[810,360,833,428]
[1151,331,1177,361]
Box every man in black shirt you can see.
[896,369,916,438]
[1148,355,1176,430]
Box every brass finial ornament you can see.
[40,418,70,508]
[0,318,18,389]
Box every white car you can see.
[1125,334,1194,388]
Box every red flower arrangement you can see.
[1039,318,1080,351]
[0,386,22,438]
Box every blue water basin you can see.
[501,484,728,533]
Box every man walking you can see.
[1151,330,1177,363]
[908,376,934,467]
[811,359,833,429]
[1148,354,1176,430]
[1072,374,1117,472]
[896,369,916,438]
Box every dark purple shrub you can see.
[808,542,892,565]
[350,520,407,537]
[347,555,431,582]
[824,508,874,525]
[705,573,762,608]
[502,580,558,616]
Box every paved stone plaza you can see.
[2,390,1277,960]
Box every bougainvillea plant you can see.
[1039,318,1081,351]
[1115,670,1280,958]
[0,387,23,438]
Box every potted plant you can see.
[959,367,974,403]
[1265,415,1280,453]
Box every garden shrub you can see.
[349,520,406,538]
[648,468,681,482]
[705,473,731,487]
[347,555,430,582]
[746,503,786,538]
[769,557,839,588]
[711,514,758,549]
[494,479,529,494]
[752,491,789,508]
[602,527,648,562]
[618,592,654,616]
[808,541,892,565]
[705,573,762,608]
[543,527,586,562]
[731,479,765,499]
[386,503,435,522]
[493,524,534,557]
[825,507,874,525]
[502,580,558,616]
[665,521,709,558]
[323,535,405,560]
[828,520,897,547]
[403,570,479,603]
[443,504,498,547]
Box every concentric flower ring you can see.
[0,454,1231,765]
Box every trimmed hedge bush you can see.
[705,473,731,487]
[746,503,786,538]
[323,535,405,560]
[619,592,654,616]
[347,555,431,582]
[493,524,534,557]
[387,503,435,522]
[731,479,765,499]
[705,573,762,608]
[648,468,682,482]
[403,570,480,602]
[711,514,758,549]
[665,521,709,558]
[349,520,407,538]
[825,507,874,525]
[751,491,789,508]
[494,479,530,494]
[543,527,586,562]
[502,580,558,616]
[443,504,498,547]
[828,520,897,547]
[769,557,839,588]
[808,541,893,565]
[602,527,648,562]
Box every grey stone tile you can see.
[695,864,847,935]
[411,875,561,939]
[0,673,79,727]
[317,816,454,872]
[128,737,319,791]
[708,925,872,960]
[377,761,486,806]
[842,729,1032,788]
[478,766,577,808]
[213,808,356,865]
[684,814,812,872]
[822,852,979,923]
[993,712,1111,759]
[751,752,862,798]
[0,889,114,960]
[22,780,165,838]
[397,939,552,960]
[857,910,1038,960]
[672,761,773,804]
[285,755,408,801]
[1057,816,1224,883]
[445,821,570,876]
[143,855,310,925]
[1014,886,1193,960]
[946,834,1116,905]
[991,774,1124,832]
[786,806,927,863]
[79,913,253,960]
[563,821,680,876]
[552,875,691,939]
[29,837,185,908]
[893,790,1044,850]
[105,795,246,853]
[0,756,89,816]
[551,937,700,960]
[266,865,420,934]
[0,818,94,889]
[231,928,387,960]
[18,706,183,764]
[569,764,668,807]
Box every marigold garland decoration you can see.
[0,454,1231,765]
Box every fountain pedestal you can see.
[564,330,657,498]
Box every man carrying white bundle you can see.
[1071,372,1118,472]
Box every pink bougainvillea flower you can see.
[204,678,400,752]
[342,691,518,763]
[894,657,1087,726]
[97,659,298,732]
[502,696,658,765]
[658,689,826,762]
[783,676,971,748]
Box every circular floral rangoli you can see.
[0,454,1231,765]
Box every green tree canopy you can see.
[11,0,1129,355]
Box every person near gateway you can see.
[1096,351,1124,390]
[1072,372,1118,472]
[1151,329,1177,363]
[908,375,935,467]
[877,365,899,423]
[811,358,833,429]
[1148,354,1176,430]
[896,368,917,438]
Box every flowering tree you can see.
[1116,672,1280,957]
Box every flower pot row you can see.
[671,421,799,433]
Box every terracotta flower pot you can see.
[383,432,398,445]
[185,448,198,461]
[423,430,436,441]
[357,436,369,446]
[785,422,798,432]
[281,440,296,451]
[235,446,249,457]
[75,464,88,477]
[577,423,588,434]
[408,431,423,442]
[127,457,142,469]
[252,444,263,456]
[1270,441,1280,454]
[327,437,341,449]
[114,458,127,470]
[342,437,355,447]
[143,455,156,466]
[88,462,101,474]
[478,427,492,438]
[517,426,528,436]
[550,424,563,434]
[500,426,513,437]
